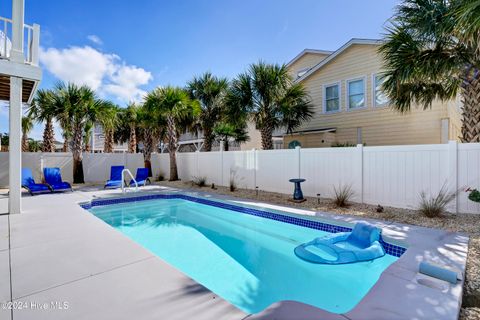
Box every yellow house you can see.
[284,38,462,148]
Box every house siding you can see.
[240,121,262,150]
[285,43,462,148]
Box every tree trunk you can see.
[169,148,178,181]
[128,125,137,153]
[73,159,84,184]
[103,130,114,153]
[203,127,214,152]
[461,74,480,142]
[42,118,55,152]
[259,121,274,150]
[143,130,153,177]
[152,135,159,154]
[22,134,28,152]
[224,139,229,151]
[62,138,69,152]
[167,116,179,181]
[72,123,85,183]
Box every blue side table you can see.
[289,178,306,202]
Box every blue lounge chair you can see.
[21,168,51,195]
[130,168,151,187]
[104,165,124,189]
[44,167,73,192]
[294,222,385,264]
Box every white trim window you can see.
[323,83,340,113]
[373,74,389,107]
[347,78,365,110]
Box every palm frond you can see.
[227,62,312,149]
[278,83,313,133]
[452,0,480,54]
[379,0,472,112]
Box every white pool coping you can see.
[0,185,469,320]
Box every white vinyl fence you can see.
[170,141,480,214]
[0,152,74,185]
[0,152,171,186]
[2,141,480,213]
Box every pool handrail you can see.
[121,169,138,194]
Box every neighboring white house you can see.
[90,123,128,153]
[175,121,283,152]
[0,0,41,213]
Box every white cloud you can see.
[39,46,152,103]
[39,46,116,91]
[87,34,103,45]
[102,64,152,102]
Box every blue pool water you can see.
[89,197,398,314]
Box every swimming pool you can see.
[86,194,403,314]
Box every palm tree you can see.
[187,72,229,151]
[21,116,33,152]
[53,86,73,152]
[124,103,139,153]
[0,133,8,151]
[83,121,93,152]
[144,86,199,180]
[379,0,480,142]
[137,104,162,175]
[213,89,250,151]
[29,89,56,152]
[54,82,106,183]
[27,139,42,152]
[227,62,313,149]
[213,122,249,151]
[114,103,140,153]
[113,109,130,151]
[97,102,119,153]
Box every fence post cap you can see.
[448,140,458,145]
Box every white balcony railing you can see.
[0,15,39,66]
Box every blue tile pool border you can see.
[80,194,407,257]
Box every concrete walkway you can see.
[0,185,469,320]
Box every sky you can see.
[0,0,399,140]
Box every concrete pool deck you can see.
[0,185,469,320]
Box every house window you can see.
[324,83,340,113]
[374,74,389,107]
[347,78,365,109]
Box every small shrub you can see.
[466,188,480,203]
[419,186,456,218]
[156,173,164,181]
[192,176,207,187]
[332,184,354,207]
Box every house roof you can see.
[294,38,383,83]
[286,49,334,68]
